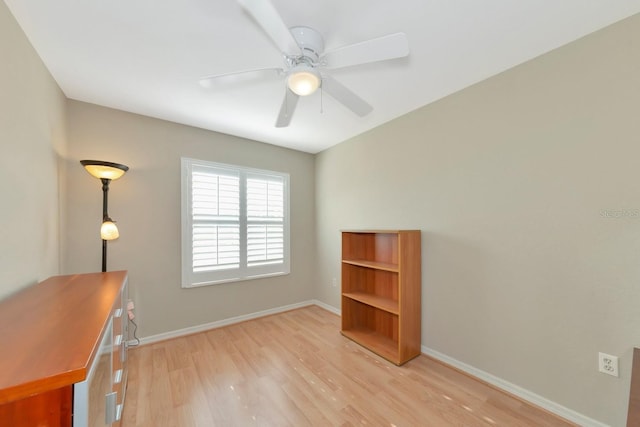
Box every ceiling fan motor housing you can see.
[289,26,324,63]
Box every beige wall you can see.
[316,13,640,426]
[64,101,316,337]
[0,1,66,299]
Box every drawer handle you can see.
[114,308,123,318]
[116,403,123,421]
[114,334,123,346]
[114,368,123,384]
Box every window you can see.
[181,158,290,287]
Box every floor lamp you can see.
[80,160,129,272]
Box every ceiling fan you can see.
[199,0,410,128]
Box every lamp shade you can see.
[81,160,129,180]
[100,220,120,240]
[287,65,321,96]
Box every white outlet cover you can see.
[598,352,619,377]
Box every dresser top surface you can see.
[0,271,127,404]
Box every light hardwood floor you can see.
[122,306,576,426]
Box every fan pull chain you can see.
[320,82,324,114]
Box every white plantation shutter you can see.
[182,158,290,287]
[247,175,284,267]
[191,169,240,272]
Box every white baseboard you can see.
[127,301,603,426]
[132,300,318,346]
[312,299,341,315]
[422,346,608,427]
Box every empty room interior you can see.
[1,1,640,426]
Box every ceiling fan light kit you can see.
[287,64,321,96]
[201,0,410,127]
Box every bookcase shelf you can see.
[341,328,398,362]
[342,259,399,272]
[342,292,399,315]
[341,230,421,366]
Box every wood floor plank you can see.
[122,305,576,427]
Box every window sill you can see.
[182,271,290,289]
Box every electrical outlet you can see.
[332,277,337,288]
[599,352,619,377]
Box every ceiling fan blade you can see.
[321,76,373,117]
[199,68,284,89]
[322,33,409,69]
[275,89,300,127]
[237,0,301,56]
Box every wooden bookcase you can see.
[341,230,421,365]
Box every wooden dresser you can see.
[0,271,129,427]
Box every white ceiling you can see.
[5,1,640,153]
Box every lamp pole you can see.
[101,178,111,272]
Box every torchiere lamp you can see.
[80,160,129,272]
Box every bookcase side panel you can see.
[398,231,422,362]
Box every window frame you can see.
[181,157,290,288]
